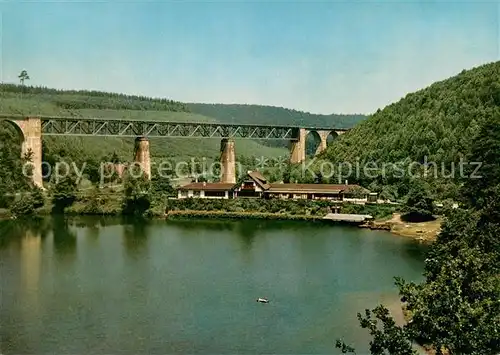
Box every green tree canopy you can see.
[18,70,30,85]
[461,114,500,209]
[402,179,435,222]
[122,167,151,216]
[51,175,77,213]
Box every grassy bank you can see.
[165,198,397,219]
[37,190,400,223]
[165,210,324,221]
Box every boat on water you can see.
[256,297,269,303]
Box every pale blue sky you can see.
[1,0,499,114]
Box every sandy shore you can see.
[360,213,442,243]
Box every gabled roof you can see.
[178,182,235,191]
[241,170,270,190]
[248,170,267,183]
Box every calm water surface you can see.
[0,217,427,354]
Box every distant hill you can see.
[0,85,365,163]
[318,61,500,199]
[0,85,280,162]
[188,103,365,128]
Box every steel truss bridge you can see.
[2,115,346,140]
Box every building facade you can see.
[177,171,376,203]
[177,182,235,199]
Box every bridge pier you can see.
[6,117,43,187]
[290,129,346,163]
[220,138,236,184]
[290,128,307,164]
[134,137,151,179]
[315,131,329,155]
[0,115,350,185]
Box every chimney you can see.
[345,180,348,185]
[203,181,206,186]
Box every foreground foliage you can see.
[337,113,500,355]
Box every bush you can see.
[166,198,341,217]
[31,187,45,209]
[122,170,152,216]
[51,176,77,213]
[10,195,36,216]
[402,179,435,222]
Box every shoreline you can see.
[4,204,441,242]
[165,210,327,222]
[359,213,441,243]
[167,210,441,242]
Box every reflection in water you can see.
[52,216,77,258]
[0,218,50,249]
[166,219,328,253]
[0,218,49,328]
[167,218,318,234]
[235,220,259,251]
[74,216,103,241]
[402,240,429,260]
[122,217,149,258]
[0,216,427,354]
[20,227,42,315]
[166,218,235,232]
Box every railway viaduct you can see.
[0,115,348,187]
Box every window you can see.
[205,190,226,197]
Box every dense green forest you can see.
[308,61,500,200]
[0,84,191,112]
[188,103,365,128]
[337,113,500,355]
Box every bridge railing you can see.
[0,114,347,139]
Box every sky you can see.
[0,0,499,114]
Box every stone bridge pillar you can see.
[289,129,347,163]
[315,131,330,156]
[314,130,346,156]
[134,137,151,179]
[9,117,43,188]
[220,138,236,184]
[290,128,307,164]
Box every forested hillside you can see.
[314,61,500,200]
[188,103,365,128]
[0,85,364,163]
[0,84,191,113]
[0,84,287,162]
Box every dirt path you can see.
[362,213,442,242]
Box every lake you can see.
[0,216,427,354]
